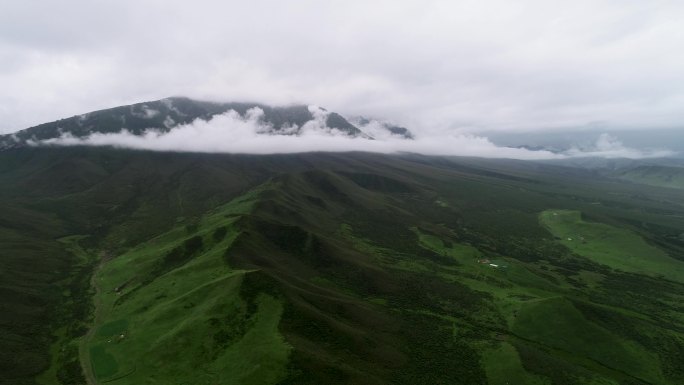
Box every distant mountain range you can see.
[0,97,413,149]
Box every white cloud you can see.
[565,133,675,159]
[354,119,406,140]
[31,109,556,159]
[30,110,673,159]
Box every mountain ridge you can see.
[0,97,413,149]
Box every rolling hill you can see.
[2,104,684,384]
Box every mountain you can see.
[2,106,684,384]
[0,98,414,149]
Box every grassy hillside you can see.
[2,148,684,384]
[617,165,684,189]
[540,210,684,282]
[82,186,292,385]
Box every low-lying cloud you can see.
[32,109,675,160]
[565,134,675,159]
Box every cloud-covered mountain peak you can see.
[1,98,675,160]
[0,97,414,149]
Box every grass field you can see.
[617,165,684,190]
[409,227,628,383]
[82,186,292,384]
[540,209,684,282]
[482,342,550,385]
[409,218,684,384]
[512,297,662,383]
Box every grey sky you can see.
[2,0,684,134]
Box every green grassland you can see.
[82,185,292,385]
[482,342,550,385]
[3,148,684,384]
[540,209,684,282]
[617,165,684,190]
[408,226,659,384]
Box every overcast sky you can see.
[2,0,684,135]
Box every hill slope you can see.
[616,165,684,189]
[2,148,684,384]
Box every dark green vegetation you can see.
[2,147,684,384]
